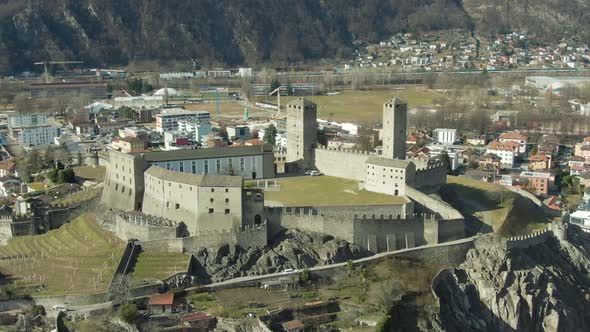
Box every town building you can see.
[528,154,551,171]
[0,160,15,178]
[8,114,60,147]
[499,132,528,154]
[569,210,590,232]
[433,128,457,145]
[465,135,486,146]
[163,132,199,150]
[177,118,212,144]
[478,153,501,170]
[112,96,165,110]
[227,126,251,141]
[112,137,146,153]
[156,109,210,133]
[486,141,518,168]
[519,171,551,195]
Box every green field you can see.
[131,251,191,285]
[252,176,407,206]
[255,87,442,122]
[441,176,549,236]
[0,214,124,295]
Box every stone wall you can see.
[314,147,372,181]
[101,150,147,212]
[141,223,268,253]
[405,186,463,220]
[115,215,179,242]
[414,162,447,189]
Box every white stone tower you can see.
[382,98,407,160]
[286,98,317,169]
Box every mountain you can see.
[0,0,587,74]
[0,0,471,73]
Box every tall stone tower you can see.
[286,98,317,169]
[382,98,407,160]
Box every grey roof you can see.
[366,156,413,169]
[287,98,316,108]
[145,166,242,187]
[384,97,407,106]
[138,144,273,162]
[570,155,585,162]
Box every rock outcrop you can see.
[192,229,367,283]
[432,225,590,332]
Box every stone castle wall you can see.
[115,215,179,242]
[414,162,447,189]
[140,223,268,253]
[101,151,147,212]
[314,146,372,181]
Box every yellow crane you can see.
[33,61,84,83]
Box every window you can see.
[175,203,180,209]
[224,209,230,214]
[209,208,214,214]
[192,161,196,174]
[204,160,209,174]
[216,160,221,173]
[240,158,245,171]
[210,198,214,203]
[167,202,170,208]
[166,162,171,170]
[225,198,229,203]
[179,162,184,172]
[211,188,214,193]
[225,188,229,193]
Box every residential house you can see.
[569,155,586,168]
[112,137,146,153]
[543,196,563,212]
[180,312,217,330]
[528,154,551,171]
[569,210,590,232]
[486,141,519,168]
[147,293,187,315]
[0,160,15,178]
[499,132,528,154]
[0,177,22,197]
[478,153,501,171]
[433,128,457,145]
[465,135,486,146]
[406,145,430,162]
[519,171,551,195]
[75,122,97,136]
[282,320,305,332]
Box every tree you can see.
[31,305,46,317]
[370,279,404,312]
[376,314,392,332]
[263,124,277,146]
[299,268,310,286]
[44,145,56,168]
[119,303,137,324]
[46,168,59,183]
[58,169,76,184]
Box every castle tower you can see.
[286,98,317,169]
[382,98,407,160]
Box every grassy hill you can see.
[441,176,549,236]
[0,214,124,295]
[131,251,191,286]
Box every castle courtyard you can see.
[251,175,409,207]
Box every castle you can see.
[101,97,463,254]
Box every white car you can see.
[52,305,68,312]
[305,170,322,176]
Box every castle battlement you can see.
[353,212,437,222]
[119,212,178,228]
[315,145,373,156]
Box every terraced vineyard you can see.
[0,214,124,295]
[131,251,191,285]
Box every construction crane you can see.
[33,61,84,83]
[269,86,282,115]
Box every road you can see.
[58,236,478,315]
[194,236,477,291]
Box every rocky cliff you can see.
[432,226,590,332]
[192,229,366,283]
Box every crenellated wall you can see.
[115,214,179,242]
[314,146,372,181]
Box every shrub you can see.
[31,305,46,316]
[120,303,137,324]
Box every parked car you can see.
[304,170,322,176]
[52,304,68,312]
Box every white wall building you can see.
[433,128,457,145]
[113,96,165,110]
[486,141,518,168]
[227,126,251,141]
[19,126,60,146]
[156,109,210,133]
[178,118,212,144]
[9,114,48,127]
